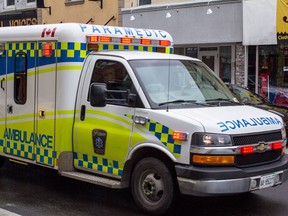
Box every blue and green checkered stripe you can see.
[126,115,182,158]
[5,42,89,74]
[0,139,57,166]
[74,152,123,176]
[144,119,182,158]
[97,43,173,54]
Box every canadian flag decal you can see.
[41,28,57,38]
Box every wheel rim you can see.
[141,171,164,202]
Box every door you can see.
[199,50,219,76]
[73,56,135,177]
[35,41,56,166]
[4,42,36,160]
[0,44,6,153]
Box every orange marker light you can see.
[159,40,170,46]
[121,37,133,44]
[88,36,99,43]
[141,39,151,45]
[172,132,188,141]
[100,36,112,43]
[192,155,235,165]
[42,43,53,57]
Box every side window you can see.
[14,52,27,104]
[139,0,151,6]
[90,60,134,106]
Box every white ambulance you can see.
[0,23,287,215]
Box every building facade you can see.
[122,0,288,107]
[0,0,39,27]
[0,0,123,27]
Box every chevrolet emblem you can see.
[255,142,270,153]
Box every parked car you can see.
[226,84,288,132]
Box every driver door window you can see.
[90,60,133,106]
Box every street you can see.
[0,152,288,216]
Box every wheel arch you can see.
[121,143,177,187]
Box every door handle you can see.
[39,109,46,119]
[7,105,13,114]
[1,78,4,91]
[80,105,86,121]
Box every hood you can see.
[170,105,283,134]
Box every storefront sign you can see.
[0,10,37,27]
[277,0,288,43]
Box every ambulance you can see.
[0,23,287,215]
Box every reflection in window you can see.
[14,52,27,104]
[219,46,231,83]
[90,60,134,106]
[6,0,15,6]
[139,0,151,6]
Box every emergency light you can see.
[42,43,53,57]
[87,35,171,48]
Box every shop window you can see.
[259,45,288,107]
[5,0,15,7]
[186,47,198,58]
[219,46,232,83]
[139,0,151,6]
[65,0,84,6]
[14,52,28,105]
[248,46,256,92]
[174,47,184,56]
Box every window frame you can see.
[14,52,28,105]
[4,0,15,9]
[65,0,85,6]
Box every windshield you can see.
[230,85,267,105]
[129,59,236,108]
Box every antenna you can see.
[166,58,171,112]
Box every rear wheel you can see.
[131,157,175,215]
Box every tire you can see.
[131,157,175,216]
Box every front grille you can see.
[232,131,282,146]
[235,149,282,167]
[232,130,283,167]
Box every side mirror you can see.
[90,83,107,107]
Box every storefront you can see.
[0,10,38,27]
[122,0,287,107]
[244,0,288,107]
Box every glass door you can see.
[199,50,219,76]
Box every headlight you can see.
[192,133,232,146]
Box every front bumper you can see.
[176,154,288,196]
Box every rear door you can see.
[4,42,36,160]
[0,43,6,153]
[35,41,57,166]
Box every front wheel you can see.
[131,157,175,215]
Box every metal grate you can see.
[232,131,282,146]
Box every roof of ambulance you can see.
[90,50,201,61]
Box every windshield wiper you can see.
[158,100,197,106]
[205,98,240,105]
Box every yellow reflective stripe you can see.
[4,65,82,82]
[38,65,82,75]
[86,110,131,125]
[0,110,75,122]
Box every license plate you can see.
[259,174,275,189]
